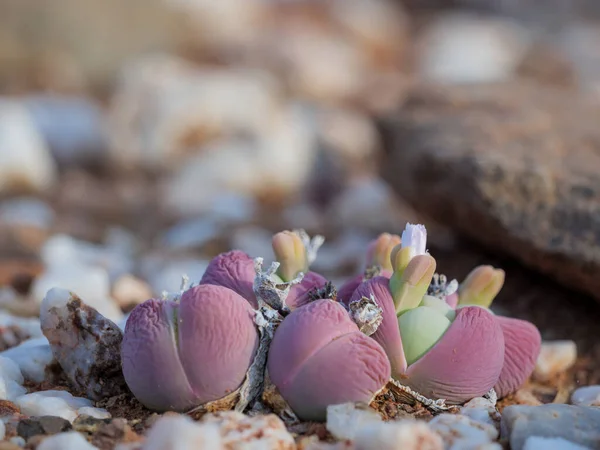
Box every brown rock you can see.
[379,83,600,303]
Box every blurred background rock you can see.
[1,0,600,377]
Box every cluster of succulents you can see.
[121,224,541,421]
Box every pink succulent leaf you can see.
[268,299,357,390]
[122,299,197,412]
[349,277,407,376]
[178,285,259,405]
[280,331,390,421]
[445,292,459,309]
[268,299,390,421]
[404,306,505,403]
[338,274,363,306]
[286,271,328,310]
[339,270,392,307]
[200,250,257,308]
[493,316,541,398]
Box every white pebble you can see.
[77,407,112,419]
[523,436,592,450]
[1,338,53,383]
[0,197,55,230]
[571,385,600,407]
[10,436,25,447]
[326,403,382,441]
[0,376,27,402]
[354,420,443,450]
[160,217,220,250]
[0,99,57,194]
[37,431,99,450]
[429,413,499,449]
[142,414,222,450]
[534,341,577,382]
[15,390,93,422]
[461,397,502,430]
[0,420,5,440]
[0,355,24,385]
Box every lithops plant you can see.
[349,223,541,403]
[267,299,391,421]
[121,284,260,411]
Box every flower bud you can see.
[366,233,401,272]
[400,223,427,260]
[272,231,308,282]
[389,254,437,315]
[458,265,505,308]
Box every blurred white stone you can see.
[0,421,6,440]
[0,355,27,400]
[461,397,502,430]
[162,102,317,216]
[41,233,134,282]
[282,202,324,232]
[523,436,592,450]
[428,413,500,449]
[37,431,99,450]
[418,12,531,84]
[326,403,382,441]
[0,197,55,230]
[571,385,600,407]
[0,99,57,194]
[328,178,405,231]
[160,217,220,250]
[354,420,443,450]
[16,390,93,422]
[312,230,371,274]
[142,414,223,450]
[32,264,123,323]
[140,257,209,295]
[208,192,257,224]
[534,340,577,382]
[201,411,295,449]
[112,275,153,310]
[24,95,107,166]
[10,436,25,447]
[328,0,407,55]
[109,55,282,169]
[317,108,380,163]
[0,311,43,339]
[1,338,53,383]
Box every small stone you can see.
[201,411,295,449]
[77,408,111,420]
[15,391,92,423]
[354,420,443,450]
[501,404,600,450]
[0,420,5,440]
[429,414,499,449]
[36,431,98,450]
[523,436,592,450]
[571,385,600,407]
[111,275,153,311]
[40,288,127,401]
[141,414,222,450]
[8,437,24,448]
[0,99,57,195]
[17,416,72,440]
[0,338,54,383]
[326,403,382,441]
[417,12,530,84]
[460,397,502,430]
[159,217,220,250]
[533,341,577,382]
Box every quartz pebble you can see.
[15,391,109,423]
[326,403,382,441]
[354,420,443,450]
[523,436,592,450]
[429,414,500,449]
[201,411,295,449]
[533,341,577,382]
[0,99,57,194]
[501,404,600,450]
[571,385,600,407]
[460,397,502,430]
[37,431,99,450]
[1,338,53,383]
[141,414,222,450]
[40,288,127,400]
